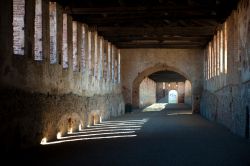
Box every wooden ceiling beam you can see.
[70,6,215,15]
[115,41,206,45]
[97,26,216,36]
[74,16,220,25]
[115,43,205,49]
[104,36,210,42]
[53,0,238,49]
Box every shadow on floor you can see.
[4,104,250,166]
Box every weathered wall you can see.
[201,0,250,139]
[177,82,185,103]
[139,77,156,108]
[156,82,165,101]
[184,80,192,105]
[0,0,124,151]
[121,49,203,112]
[0,89,124,151]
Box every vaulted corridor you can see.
[10,104,250,166]
[1,0,250,164]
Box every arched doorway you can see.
[132,64,192,109]
[168,90,178,103]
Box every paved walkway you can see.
[9,104,250,166]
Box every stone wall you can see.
[201,0,250,139]
[184,80,192,105]
[139,77,156,108]
[156,83,165,101]
[121,48,203,112]
[0,89,124,151]
[201,83,250,138]
[0,0,124,151]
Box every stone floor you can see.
[7,104,250,166]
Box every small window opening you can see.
[72,21,78,71]
[34,0,43,60]
[13,0,25,55]
[62,13,68,68]
[49,2,57,64]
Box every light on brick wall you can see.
[68,127,73,134]
[40,137,47,145]
[79,124,82,131]
[57,132,62,139]
[40,119,147,145]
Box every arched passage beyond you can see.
[168,90,178,103]
[132,63,192,109]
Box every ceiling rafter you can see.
[55,0,239,48]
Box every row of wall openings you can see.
[12,0,121,83]
[205,23,228,81]
[204,22,228,91]
[12,1,60,62]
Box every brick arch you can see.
[132,63,192,108]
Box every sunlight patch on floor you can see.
[142,103,168,112]
[70,128,141,135]
[41,135,137,145]
[41,119,148,145]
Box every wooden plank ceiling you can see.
[56,0,239,48]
